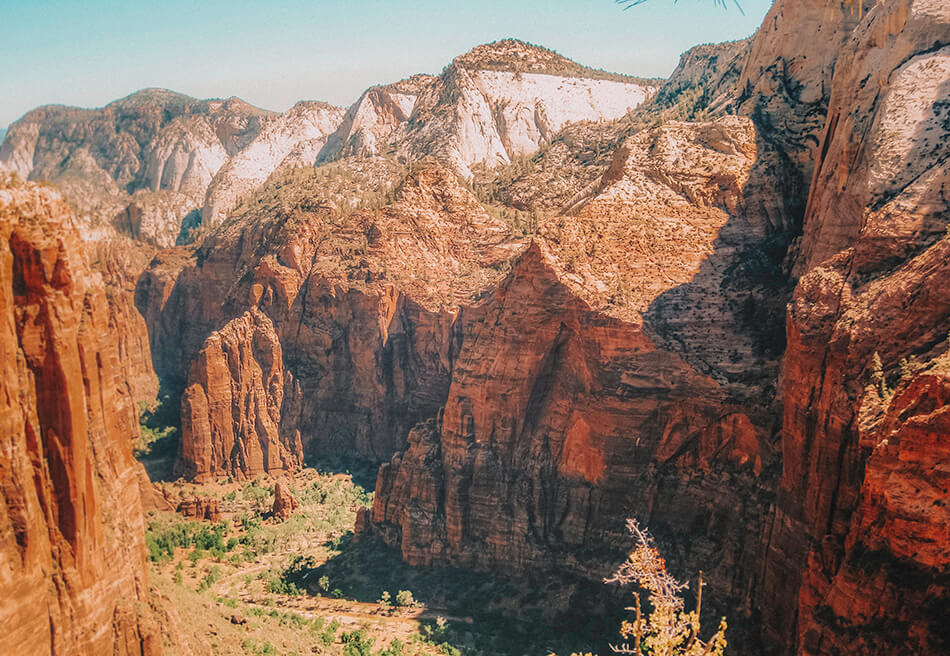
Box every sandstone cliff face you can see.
[0,181,161,655]
[140,162,514,480]
[758,1,950,653]
[201,101,346,227]
[124,6,949,654]
[368,117,785,643]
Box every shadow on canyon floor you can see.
[136,382,183,482]
[281,534,627,656]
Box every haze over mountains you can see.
[2,3,949,656]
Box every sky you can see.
[0,0,774,128]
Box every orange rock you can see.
[0,181,162,655]
[271,480,301,520]
[176,496,222,523]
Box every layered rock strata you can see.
[758,1,950,653]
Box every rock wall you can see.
[0,181,162,655]
[139,163,507,480]
[759,1,950,653]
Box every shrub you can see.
[605,519,727,655]
[395,589,417,607]
[197,565,221,593]
[341,628,375,656]
[320,619,340,646]
[380,638,405,656]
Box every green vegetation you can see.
[145,517,235,564]
[135,385,181,481]
[230,157,408,224]
[242,638,278,656]
[146,468,622,656]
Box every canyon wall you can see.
[759,0,950,653]
[0,181,162,655]
[129,3,949,653]
[138,162,510,480]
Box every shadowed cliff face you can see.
[760,1,950,653]
[0,181,162,656]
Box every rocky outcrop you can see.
[140,161,514,479]
[201,101,346,227]
[365,117,785,645]
[758,1,950,653]
[272,480,300,520]
[397,40,657,178]
[177,309,298,481]
[175,496,222,523]
[0,180,162,655]
[318,76,433,162]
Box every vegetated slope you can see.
[473,37,752,214]
[0,89,346,248]
[0,178,165,655]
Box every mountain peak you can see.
[454,39,657,84]
[107,87,197,108]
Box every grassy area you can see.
[145,468,623,656]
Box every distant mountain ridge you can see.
[0,39,660,246]
[454,39,663,85]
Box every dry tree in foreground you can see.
[605,519,728,656]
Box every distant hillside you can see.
[455,39,663,86]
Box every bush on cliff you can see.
[605,519,728,656]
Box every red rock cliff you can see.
[759,0,950,653]
[0,180,162,656]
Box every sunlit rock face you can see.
[0,181,163,656]
[318,75,434,162]
[399,41,658,178]
[0,89,345,247]
[201,101,346,228]
[758,1,950,653]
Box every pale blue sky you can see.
[0,0,773,127]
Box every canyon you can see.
[1,1,948,655]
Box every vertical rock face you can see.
[0,181,161,655]
[178,309,296,481]
[369,116,784,642]
[140,162,510,479]
[759,1,950,653]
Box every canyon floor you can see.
[141,460,623,656]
